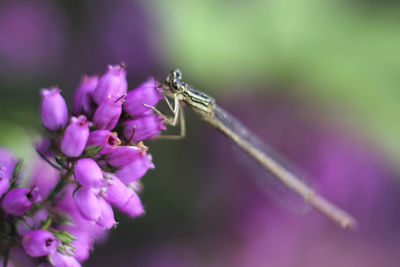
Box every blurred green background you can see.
[1,0,400,266]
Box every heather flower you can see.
[74,187,102,223]
[49,252,81,267]
[22,230,58,257]
[74,158,104,188]
[97,197,117,229]
[106,145,142,168]
[118,192,145,218]
[104,173,134,207]
[123,114,166,143]
[0,170,10,198]
[93,95,123,130]
[92,64,127,105]
[29,158,59,199]
[87,130,121,156]
[73,75,99,116]
[116,154,155,183]
[0,147,18,179]
[61,115,91,157]
[2,187,41,216]
[41,88,68,131]
[124,77,163,116]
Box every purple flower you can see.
[22,230,58,257]
[29,158,59,199]
[93,95,123,130]
[41,88,68,131]
[74,187,102,223]
[124,77,163,116]
[92,64,127,105]
[0,170,10,198]
[61,115,91,158]
[97,197,117,229]
[116,154,155,184]
[2,187,41,216]
[87,130,120,156]
[49,252,81,267]
[106,146,142,168]
[74,158,104,188]
[73,75,99,116]
[0,147,18,179]
[104,173,134,207]
[118,192,145,218]
[123,114,166,142]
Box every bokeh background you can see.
[1,0,400,266]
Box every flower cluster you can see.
[0,64,165,266]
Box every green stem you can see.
[46,164,74,202]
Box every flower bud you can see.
[123,114,166,142]
[118,192,145,218]
[49,252,81,267]
[104,173,134,207]
[0,171,10,198]
[116,154,155,184]
[92,64,127,105]
[87,130,120,156]
[73,75,99,116]
[74,158,104,188]
[93,95,123,130]
[2,187,41,216]
[0,147,18,179]
[106,146,142,168]
[97,197,117,229]
[61,115,91,158]
[41,88,68,131]
[22,230,58,257]
[124,77,163,116]
[74,187,101,223]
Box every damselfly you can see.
[146,69,356,229]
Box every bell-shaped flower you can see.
[93,95,123,130]
[96,197,117,229]
[22,230,58,257]
[115,154,155,184]
[49,252,81,267]
[0,170,10,198]
[73,75,99,116]
[2,187,41,216]
[123,114,166,142]
[87,130,120,156]
[0,147,18,179]
[41,88,68,131]
[123,77,163,116]
[92,64,127,105]
[74,158,104,188]
[61,115,91,158]
[104,173,134,207]
[106,146,142,168]
[118,192,145,218]
[74,187,102,223]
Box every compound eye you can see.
[172,69,182,80]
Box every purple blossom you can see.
[93,95,123,130]
[106,145,142,168]
[74,187,102,223]
[118,192,145,218]
[0,147,18,179]
[49,252,81,267]
[0,170,10,198]
[87,130,121,156]
[61,115,91,158]
[97,197,117,229]
[116,154,155,184]
[2,187,41,216]
[92,64,127,105]
[74,158,104,188]
[29,158,59,199]
[41,88,68,131]
[104,173,134,207]
[73,75,99,116]
[123,114,166,142]
[22,230,58,257]
[124,77,163,116]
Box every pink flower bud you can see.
[74,158,104,188]
[106,146,142,168]
[22,230,58,257]
[73,75,99,116]
[124,77,163,116]
[97,197,117,229]
[41,88,68,131]
[61,115,91,158]
[123,114,166,142]
[0,171,10,198]
[87,130,120,156]
[2,187,41,216]
[92,64,127,105]
[93,95,123,130]
[115,154,155,183]
[74,187,102,223]
[49,252,81,267]
[104,173,134,207]
[118,192,145,218]
[0,148,18,179]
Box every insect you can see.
[146,69,356,229]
